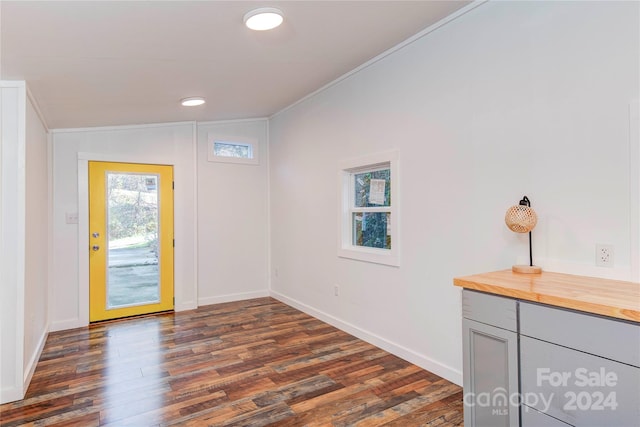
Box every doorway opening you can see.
[88,161,174,322]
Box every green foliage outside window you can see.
[107,174,159,252]
[214,141,251,159]
[354,169,391,207]
[352,169,391,249]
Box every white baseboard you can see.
[49,300,199,329]
[23,325,48,392]
[0,386,23,405]
[198,290,270,307]
[0,325,48,405]
[270,290,462,386]
[49,317,85,332]
[175,301,198,312]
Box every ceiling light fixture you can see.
[244,7,283,31]
[181,97,206,107]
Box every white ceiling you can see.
[1,1,470,129]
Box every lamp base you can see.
[512,265,542,274]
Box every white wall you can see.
[50,123,198,330]
[50,119,270,330]
[269,1,639,385]
[196,119,269,305]
[1,82,26,403]
[1,81,49,404]
[23,91,50,392]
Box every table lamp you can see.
[505,196,542,274]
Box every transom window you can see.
[208,135,259,165]
[213,141,252,159]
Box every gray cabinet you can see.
[461,289,640,427]
[520,302,640,427]
[462,290,520,427]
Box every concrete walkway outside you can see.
[107,244,159,308]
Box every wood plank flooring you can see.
[0,298,463,426]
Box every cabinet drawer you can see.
[521,336,640,426]
[462,290,517,332]
[520,302,640,367]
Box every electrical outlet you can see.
[596,244,614,268]
[334,285,339,297]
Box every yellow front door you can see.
[89,161,174,322]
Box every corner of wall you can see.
[0,81,27,404]
[26,85,49,133]
[22,325,48,393]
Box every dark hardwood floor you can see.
[0,298,463,426]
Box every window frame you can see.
[207,134,259,165]
[338,151,399,266]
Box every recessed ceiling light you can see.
[244,7,283,31]
[181,97,206,107]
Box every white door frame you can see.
[78,153,185,325]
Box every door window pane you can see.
[106,173,160,308]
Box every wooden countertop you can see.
[453,270,640,322]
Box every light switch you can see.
[65,212,79,224]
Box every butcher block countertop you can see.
[454,269,640,322]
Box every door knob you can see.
[92,232,100,238]
[92,245,100,251]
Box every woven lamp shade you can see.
[505,205,537,233]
